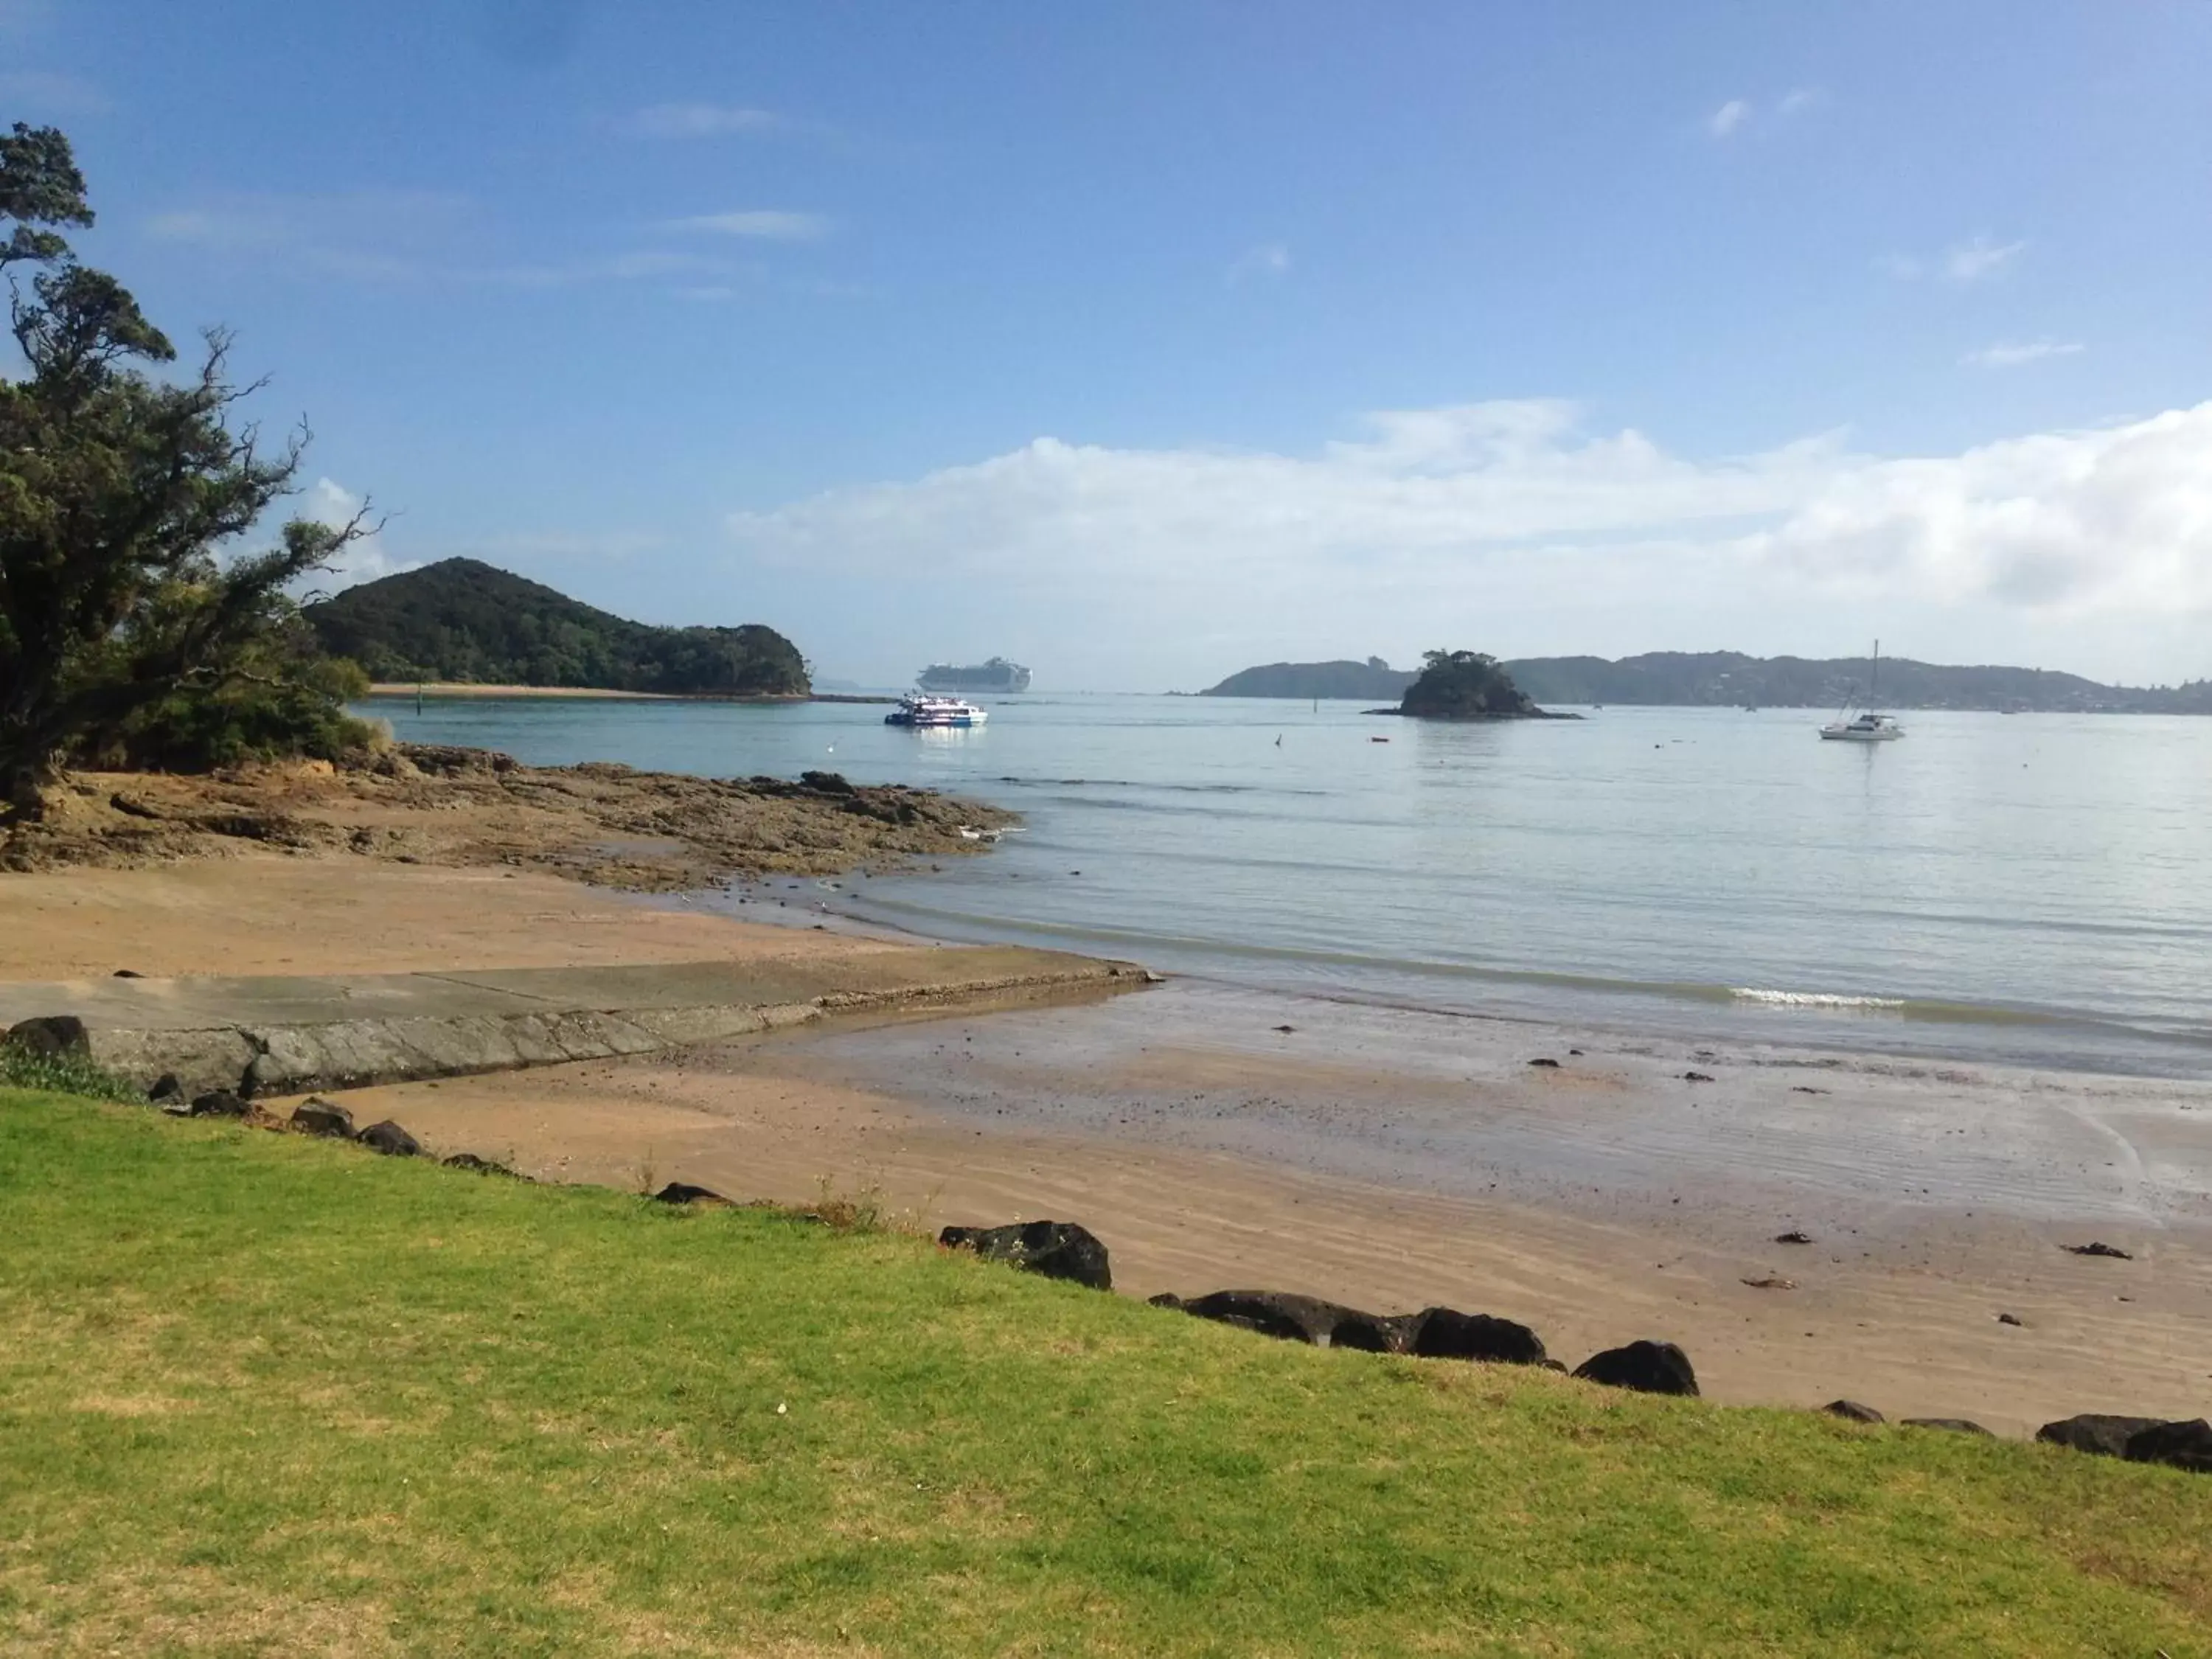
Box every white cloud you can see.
[1878,236,2028,286]
[1943,235,2027,283]
[295,479,412,591]
[1962,339,2085,369]
[668,209,831,241]
[1776,86,1825,116]
[721,400,2212,686]
[622,102,780,138]
[1707,99,1750,138]
[1228,242,1291,283]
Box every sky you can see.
[6,0,2211,689]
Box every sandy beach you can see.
[6,830,2209,1437]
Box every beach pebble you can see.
[1774,1230,1813,1245]
[1527,1057,1560,1068]
[1742,1276,1797,1291]
[1683,1071,1716,1083]
[1997,1312,2024,1326]
[2065,1241,2133,1259]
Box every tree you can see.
[0,122,368,813]
[1399,649,1540,718]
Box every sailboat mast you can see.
[1871,639,1879,705]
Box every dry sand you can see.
[0,858,906,981]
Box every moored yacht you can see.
[1820,640,1906,742]
[885,692,988,728]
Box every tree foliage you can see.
[0,122,371,810]
[1399,650,1540,718]
[305,558,810,696]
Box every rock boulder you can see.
[289,1098,355,1138]
[357,1120,422,1157]
[2124,1418,2212,1474]
[1169,1289,1391,1347]
[2037,1413,2167,1459]
[1405,1308,1548,1366]
[1573,1340,1699,1397]
[939,1221,1112,1291]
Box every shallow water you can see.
[361,692,2212,1077]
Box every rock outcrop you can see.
[357,1120,422,1157]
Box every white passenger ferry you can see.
[884,692,988,729]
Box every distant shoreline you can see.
[362,684,880,704]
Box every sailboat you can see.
[1819,641,1905,741]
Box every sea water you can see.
[361,693,2212,1077]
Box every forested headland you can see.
[305,560,810,698]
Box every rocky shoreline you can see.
[0,742,1017,889]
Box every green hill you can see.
[4,1086,2206,1654]
[305,558,810,696]
[1201,657,1417,700]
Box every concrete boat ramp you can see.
[1,945,1151,1100]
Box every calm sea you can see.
[361,693,2212,1078]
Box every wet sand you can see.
[318,978,2212,1436]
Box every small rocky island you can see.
[1381,650,1579,720]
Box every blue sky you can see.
[7,0,2211,687]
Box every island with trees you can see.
[304,559,810,698]
[1388,651,1573,720]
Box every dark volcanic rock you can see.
[2037,1413,2168,1459]
[4,1015,88,1059]
[358,1119,422,1157]
[939,1221,1113,1291]
[2064,1241,2134,1259]
[186,1091,251,1119]
[1405,1308,1548,1366]
[1682,1071,1716,1083]
[1527,1057,1560,1068]
[442,1152,525,1178]
[1823,1399,1885,1424]
[1901,1418,1993,1436]
[1573,1340,1700,1397]
[2124,1418,2212,1474]
[1173,1289,1394,1349]
[1774,1230,1813,1245]
[146,1073,184,1105]
[652,1181,734,1206]
[289,1098,356,1138]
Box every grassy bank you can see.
[1,1091,2205,1655]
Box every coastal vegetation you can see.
[1398,649,1546,718]
[305,558,810,697]
[0,123,375,813]
[3,1087,2206,1655]
[1203,648,2212,712]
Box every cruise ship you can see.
[917,657,1032,693]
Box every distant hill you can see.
[1200,657,1417,699]
[1502,652,2212,714]
[305,560,810,697]
[1203,648,2211,714]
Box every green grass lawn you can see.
[1,1088,2206,1656]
